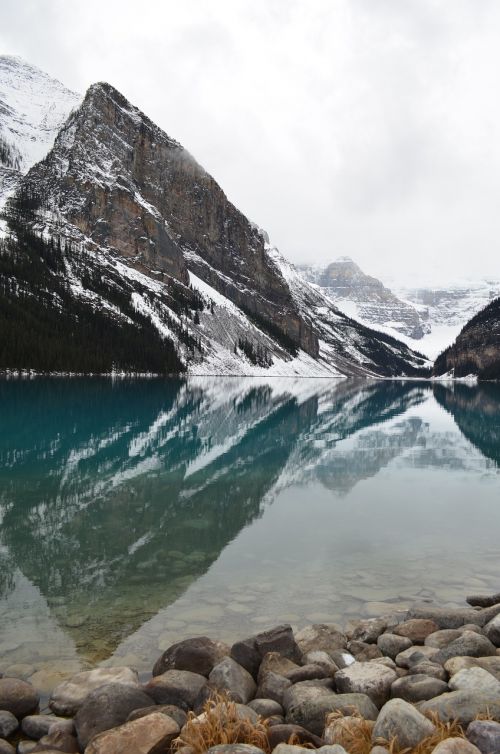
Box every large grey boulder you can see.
[74,682,154,749]
[209,657,256,704]
[335,663,396,708]
[230,637,262,680]
[448,666,500,695]
[432,631,497,665]
[286,692,378,735]
[254,625,301,663]
[294,625,347,657]
[390,674,448,703]
[49,666,139,716]
[467,720,500,754]
[408,604,500,629]
[0,679,39,719]
[444,655,500,680]
[255,672,291,705]
[153,636,230,677]
[419,690,500,724]
[143,669,207,709]
[376,633,412,660]
[372,698,435,749]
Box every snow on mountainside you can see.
[299,260,500,360]
[0,62,430,377]
[0,55,80,173]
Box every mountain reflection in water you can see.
[0,377,499,676]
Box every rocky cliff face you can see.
[1,59,431,377]
[433,297,500,379]
[299,257,427,340]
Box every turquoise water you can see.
[1,377,500,688]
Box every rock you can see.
[282,681,335,713]
[370,748,389,754]
[257,654,299,683]
[47,720,75,737]
[376,634,412,660]
[431,740,481,754]
[347,641,383,662]
[0,711,17,739]
[74,682,154,749]
[323,714,374,747]
[448,666,500,694]
[294,625,347,657]
[143,669,206,709]
[467,593,500,608]
[419,690,500,724]
[84,711,180,754]
[152,636,230,677]
[335,663,397,708]
[317,748,348,754]
[255,672,291,705]
[425,629,464,649]
[390,674,448,703]
[466,720,500,754]
[411,661,447,681]
[432,631,497,665]
[254,625,301,664]
[206,746,265,754]
[394,619,440,644]
[395,646,438,668]
[346,618,387,644]
[0,740,14,754]
[16,743,37,754]
[369,657,396,670]
[408,604,500,630]
[0,679,39,719]
[286,692,378,735]
[32,728,79,752]
[444,655,500,681]
[247,699,283,718]
[484,613,500,647]
[329,652,356,670]
[302,652,339,674]
[266,715,285,727]
[49,667,139,716]
[267,723,323,749]
[209,657,256,704]
[372,698,435,749]
[285,665,330,684]
[127,704,187,728]
[21,714,70,740]
[230,638,261,680]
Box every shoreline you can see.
[2,592,500,753]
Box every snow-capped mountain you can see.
[0,59,430,378]
[299,259,500,360]
[298,257,427,340]
[0,55,80,174]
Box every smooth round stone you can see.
[377,634,412,660]
[21,714,70,740]
[0,712,18,739]
[247,699,283,718]
[0,739,14,754]
[0,679,39,719]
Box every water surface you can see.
[1,377,500,686]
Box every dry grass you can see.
[173,692,272,754]
[325,710,468,754]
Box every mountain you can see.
[433,296,500,379]
[299,259,500,360]
[0,57,430,377]
[298,257,427,340]
[0,55,79,207]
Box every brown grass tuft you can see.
[325,710,374,754]
[173,692,271,754]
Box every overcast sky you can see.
[2,0,500,284]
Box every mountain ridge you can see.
[0,57,430,378]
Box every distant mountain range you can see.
[0,55,429,378]
[298,259,500,362]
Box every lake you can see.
[1,377,500,688]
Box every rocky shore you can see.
[2,594,500,754]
